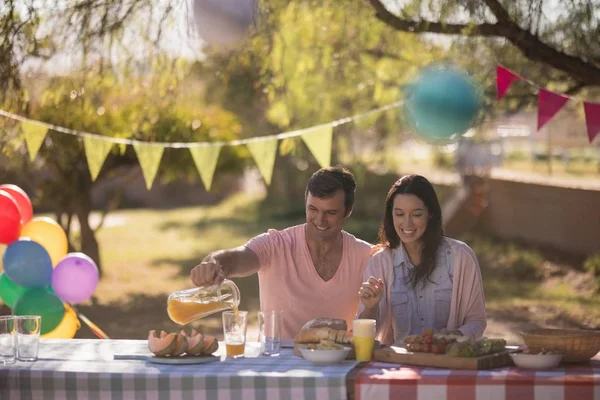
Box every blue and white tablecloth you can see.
[0,339,359,400]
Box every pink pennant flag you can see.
[496,65,521,100]
[584,102,600,143]
[537,89,569,131]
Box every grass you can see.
[4,192,596,343]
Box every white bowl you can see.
[510,353,563,370]
[300,347,351,365]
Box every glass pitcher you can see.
[167,280,241,325]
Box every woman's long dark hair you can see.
[377,175,444,289]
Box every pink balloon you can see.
[0,191,21,244]
[0,184,33,224]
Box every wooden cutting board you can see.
[373,346,519,370]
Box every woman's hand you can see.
[358,276,384,310]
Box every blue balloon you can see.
[404,65,482,142]
[2,239,53,288]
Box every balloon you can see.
[0,243,5,270]
[41,304,80,339]
[52,253,99,304]
[404,65,482,142]
[0,190,21,245]
[0,184,32,225]
[21,217,68,266]
[0,272,27,308]
[2,239,53,288]
[13,288,65,334]
[193,0,256,48]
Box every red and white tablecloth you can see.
[355,353,600,400]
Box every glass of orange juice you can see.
[222,311,247,358]
[353,319,376,362]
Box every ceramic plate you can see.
[300,347,351,365]
[148,355,219,365]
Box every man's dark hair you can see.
[305,166,356,213]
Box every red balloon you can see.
[0,191,21,244]
[0,184,33,224]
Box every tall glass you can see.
[16,315,41,361]
[0,316,16,365]
[222,310,247,358]
[353,319,376,362]
[258,310,283,357]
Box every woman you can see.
[357,175,486,345]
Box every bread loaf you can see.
[301,318,347,331]
[294,327,352,345]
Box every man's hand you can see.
[190,253,225,287]
[358,276,384,310]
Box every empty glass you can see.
[0,316,16,364]
[16,315,41,362]
[258,310,283,357]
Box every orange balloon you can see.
[21,217,68,267]
[40,304,80,339]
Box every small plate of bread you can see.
[293,318,356,365]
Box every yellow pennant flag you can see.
[119,143,127,155]
[301,125,333,168]
[189,145,222,191]
[247,139,278,186]
[133,143,164,190]
[84,137,113,181]
[21,121,48,161]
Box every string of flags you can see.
[496,65,600,143]
[0,101,400,191]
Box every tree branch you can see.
[366,0,600,87]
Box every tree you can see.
[366,0,600,90]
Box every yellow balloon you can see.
[0,244,6,272]
[21,217,68,267]
[41,304,80,339]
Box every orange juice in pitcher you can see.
[167,280,240,325]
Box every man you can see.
[190,166,373,340]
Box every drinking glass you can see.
[258,310,283,356]
[353,319,376,362]
[0,316,16,365]
[16,315,41,362]
[222,311,247,358]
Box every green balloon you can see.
[0,272,27,308]
[13,288,65,334]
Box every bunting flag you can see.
[119,143,127,155]
[496,65,521,100]
[133,143,164,190]
[84,137,114,181]
[301,126,333,168]
[247,139,278,185]
[584,102,600,143]
[537,89,569,131]
[189,145,222,191]
[21,121,48,161]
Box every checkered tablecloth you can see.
[355,353,600,400]
[0,339,359,400]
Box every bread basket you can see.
[520,328,600,363]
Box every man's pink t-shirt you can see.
[245,224,372,340]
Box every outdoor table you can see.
[354,353,600,400]
[0,339,359,400]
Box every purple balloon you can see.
[51,252,99,304]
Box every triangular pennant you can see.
[119,143,127,155]
[583,102,600,143]
[21,121,48,161]
[189,145,222,191]
[247,139,278,185]
[537,89,569,131]
[132,143,164,190]
[84,137,113,181]
[301,126,333,168]
[496,65,522,100]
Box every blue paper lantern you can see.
[404,65,482,142]
[2,238,53,288]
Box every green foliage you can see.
[584,253,600,279]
